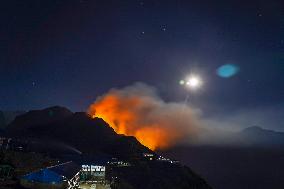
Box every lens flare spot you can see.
[179,80,185,85]
[217,64,239,78]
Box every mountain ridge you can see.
[2,106,212,189]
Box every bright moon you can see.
[185,76,202,89]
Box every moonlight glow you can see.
[181,75,202,90]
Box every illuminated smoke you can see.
[87,83,201,150]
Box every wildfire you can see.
[87,94,181,150]
[87,83,200,150]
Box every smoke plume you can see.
[87,83,202,150]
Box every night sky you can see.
[1,1,283,129]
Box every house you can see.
[20,161,81,189]
[143,153,154,160]
[0,137,11,150]
[0,164,14,179]
[0,137,28,151]
[107,158,131,167]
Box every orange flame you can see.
[87,94,181,150]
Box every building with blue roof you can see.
[20,161,80,189]
[19,154,123,189]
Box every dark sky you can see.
[0,0,283,129]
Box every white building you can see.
[79,163,110,189]
[81,165,106,178]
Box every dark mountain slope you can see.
[6,106,72,133]
[239,126,284,147]
[6,109,151,158]
[0,110,25,130]
[4,106,212,189]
